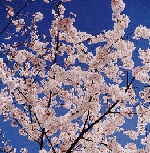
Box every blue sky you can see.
[1,0,150,152]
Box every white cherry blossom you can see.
[1,0,150,152]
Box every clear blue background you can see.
[1,0,150,152]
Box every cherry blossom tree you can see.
[1,0,150,152]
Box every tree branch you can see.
[0,0,33,36]
[66,100,119,153]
